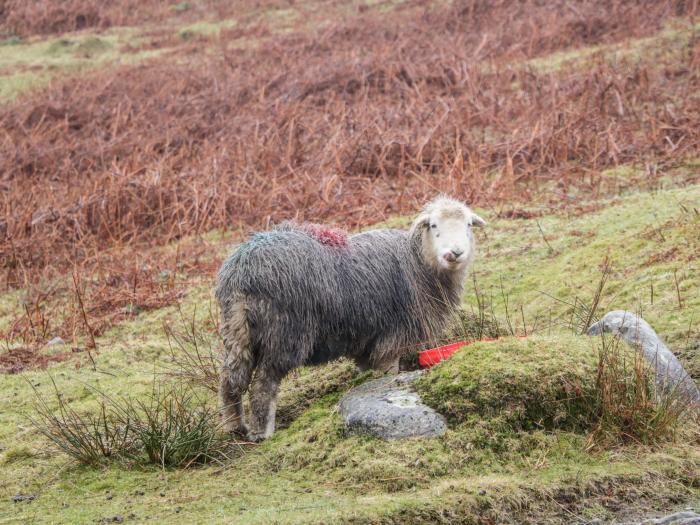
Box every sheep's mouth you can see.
[439,258,465,270]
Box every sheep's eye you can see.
[430,224,437,229]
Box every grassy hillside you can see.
[1,182,698,524]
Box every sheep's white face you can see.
[414,199,486,272]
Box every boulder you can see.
[47,337,66,347]
[587,311,700,404]
[338,370,447,440]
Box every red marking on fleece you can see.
[300,223,348,248]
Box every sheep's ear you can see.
[413,213,431,229]
[410,213,430,236]
[471,213,487,227]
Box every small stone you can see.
[175,507,182,514]
[338,371,447,440]
[11,493,35,503]
[47,337,66,347]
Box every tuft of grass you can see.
[29,377,230,469]
[118,383,229,469]
[29,378,138,465]
[163,305,221,394]
[587,333,695,449]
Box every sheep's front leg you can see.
[377,357,400,374]
[353,353,372,372]
[247,367,282,442]
[371,340,401,374]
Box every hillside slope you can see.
[1,183,698,524]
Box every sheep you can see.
[215,196,486,441]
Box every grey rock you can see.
[587,311,700,404]
[597,509,700,525]
[46,337,66,347]
[642,511,700,525]
[11,493,35,503]
[338,370,446,440]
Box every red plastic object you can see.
[419,337,525,368]
[419,341,468,368]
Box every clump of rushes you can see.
[587,333,696,449]
[30,378,138,465]
[30,379,232,468]
[119,384,228,469]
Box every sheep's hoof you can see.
[226,423,249,440]
[246,431,267,443]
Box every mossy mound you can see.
[416,335,599,433]
[440,308,508,343]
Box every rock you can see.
[30,208,60,228]
[338,370,447,440]
[11,493,35,503]
[587,311,700,404]
[641,511,700,524]
[46,337,66,347]
[579,509,700,525]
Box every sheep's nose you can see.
[443,251,457,262]
[451,249,464,258]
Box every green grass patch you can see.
[0,29,166,102]
[467,183,700,365]
[526,21,700,73]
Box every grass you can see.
[468,182,700,361]
[0,0,698,520]
[527,20,700,73]
[0,29,165,101]
[29,378,230,468]
[0,180,698,523]
[588,332,692,449]
[416,335,599,433]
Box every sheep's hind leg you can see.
[247,367,283,442]
[219,302,254,437]
[220,369,250,437]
